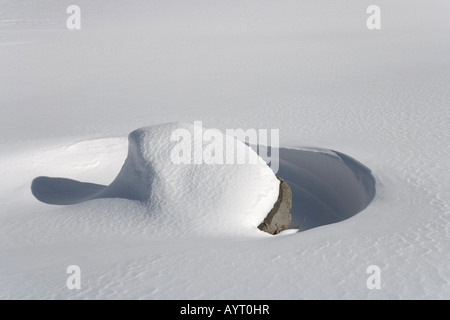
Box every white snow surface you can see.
[1,0,449,299]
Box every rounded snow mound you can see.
[37,122,279,236]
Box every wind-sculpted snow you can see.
[32,122,280,236]
[32,132,376,234]
[1,0,449,300]
[276,147,375,231]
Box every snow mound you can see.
[33,122,280,236]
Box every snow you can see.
[30,122,280,236]
[1,0,449,299]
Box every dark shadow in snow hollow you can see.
[31,177,107,205]
[273,147,376,231]
[31,147,375,232]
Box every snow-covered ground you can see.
[1,0,449,299]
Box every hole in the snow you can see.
[275,147,376,232]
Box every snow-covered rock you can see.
[98,122,280,236]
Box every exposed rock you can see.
[258,177,292,235]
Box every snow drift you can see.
[32,124,376,235]
[32,122,280,236]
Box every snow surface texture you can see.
[1,0,449,299]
